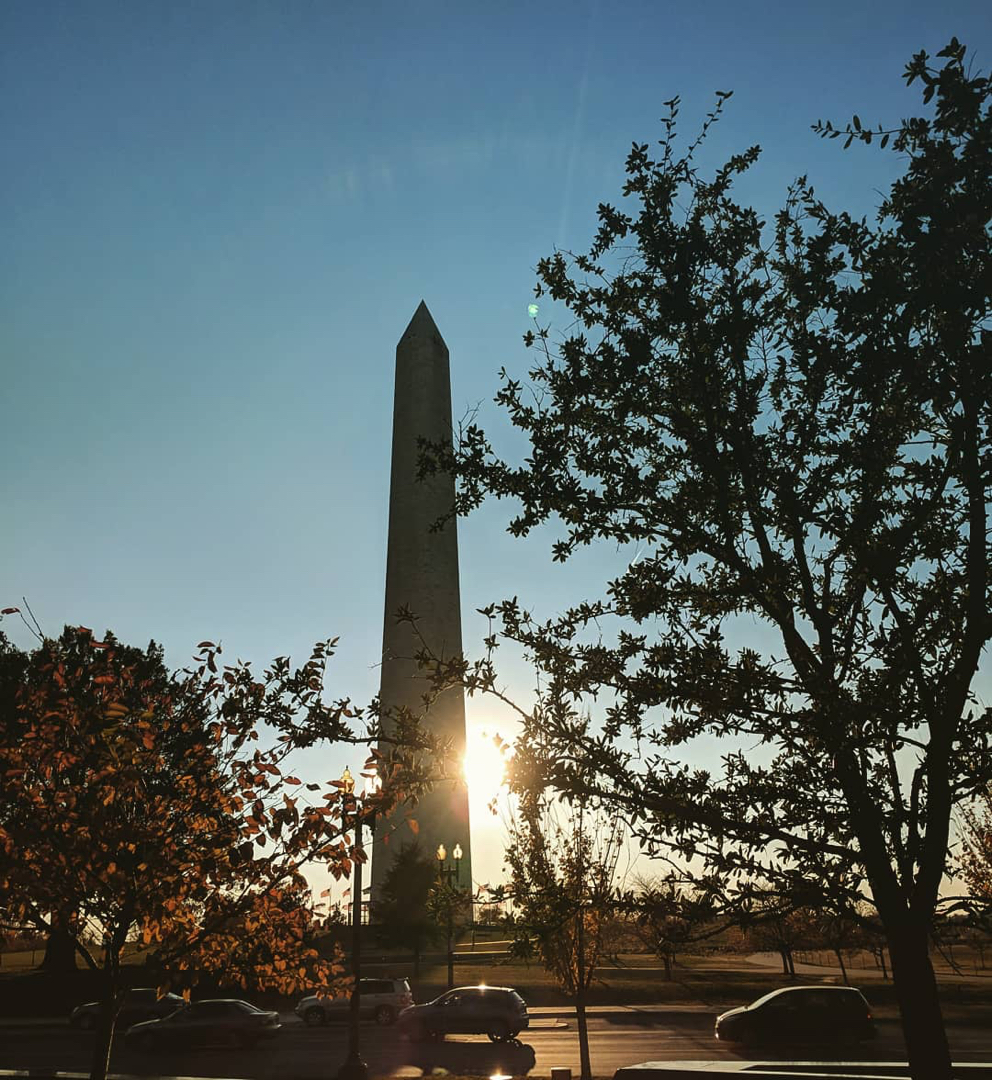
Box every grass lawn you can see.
[363,947,992,1017]
[5,941,992,1020]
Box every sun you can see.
[463,729,509,809]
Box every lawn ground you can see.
[4,940,992,1023]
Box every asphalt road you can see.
[2,1015,991,1078]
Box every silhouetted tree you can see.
[814,905,868,985]
[629,877,715,980]
[0,620,414,1080]
[375,842,440,976]
[740,893,820,978]
[421,40,990,1080]
[496,793,623,1080]
[959,788,992,906]
[0,626,213,975]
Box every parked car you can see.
[397,985,528,1043]
[295,977,413,1026]
[714,985,875,1045]
[69,989,186,1030]
[124,998,280,1051]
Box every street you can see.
[3,1013,992,1078]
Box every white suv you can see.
[296,978,413,1026]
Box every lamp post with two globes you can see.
[436,841,462,990]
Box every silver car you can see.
[397,985,529,1043]
[295,977,413,1026]
[124,998,280,1051]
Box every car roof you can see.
[190,998,253,1005]
[750,985,865,1007]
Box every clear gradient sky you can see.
[4,1,990,894]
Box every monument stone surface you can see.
[371,301,472,898]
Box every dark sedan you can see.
[715,985,875,1045]
[124,998,280,1051]
[70,988,186,1030]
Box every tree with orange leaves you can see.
[0,620,411,1080]
[959,791,992,910]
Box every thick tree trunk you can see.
[888,924,953,1080]
[41,927,77,972]
[40,913,77,972]
[779,948,790,975]
[662,953,673,981]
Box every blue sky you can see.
[3,1,990,891]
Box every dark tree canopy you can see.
[0,620,417,1080]
[374,841,440,975]
[422,40,990,1080]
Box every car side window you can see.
[192,1002,229,1018]
[765,992,802,1012]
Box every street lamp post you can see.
[337,766,379,1080]
[436,842,462,990]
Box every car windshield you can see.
[747,988,793,1010]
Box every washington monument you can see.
[370,301,472,898]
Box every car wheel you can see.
[487,1021,510,1043]
[374,1005,395,1025]
[75,1013,96,1032]
[303,1006,325,1027]
[136,1033,156,1053]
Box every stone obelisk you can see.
[371,301,472,899]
